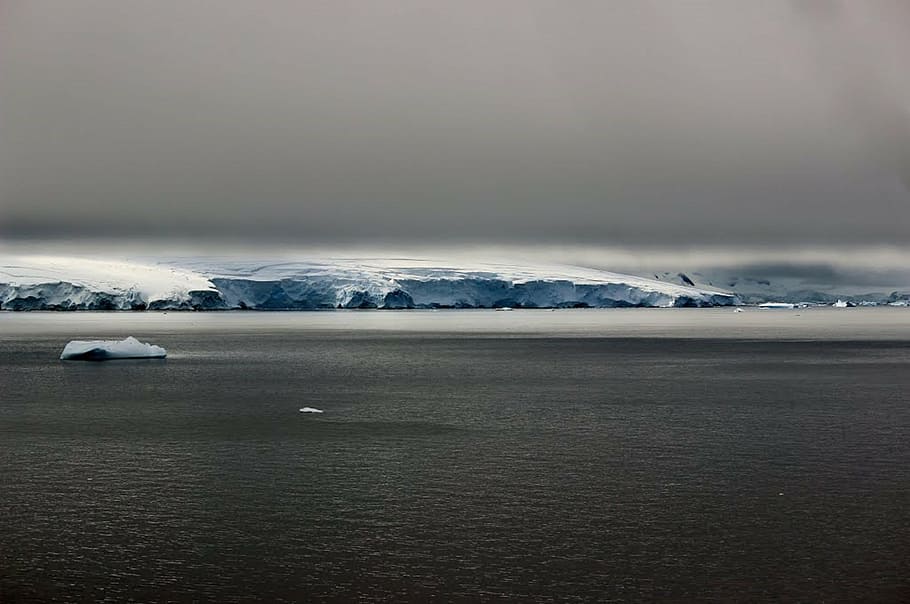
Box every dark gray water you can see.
[2,310,910,602]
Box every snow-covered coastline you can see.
[0,255,737,310]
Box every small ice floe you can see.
[758,302,796,309]
[833,299,849,308]
[733,307,744,313]
[60,336,166,361]
[299,407,324,414]
[495,307,513,311]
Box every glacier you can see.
[0,256,218,310]
[0,255,738,310]
[60,336,167,360]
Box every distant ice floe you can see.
[60,336,167,361]
[758,302,796,309]
[299,407,324,414]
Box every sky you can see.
[0,0,909,247]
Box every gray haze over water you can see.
[1,1,909,245]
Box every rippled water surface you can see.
[1,309,909,602]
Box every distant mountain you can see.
[647,269,910,306]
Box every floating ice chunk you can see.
[60,336,166,361]
[733,307,744,313]
[758,302,796,309]
[299,407,324,414]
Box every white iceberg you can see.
[299,407,324,414]
[60,336,167,361]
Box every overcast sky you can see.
[1,0,909,245]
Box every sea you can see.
[1,308,909,602]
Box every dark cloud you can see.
[1,1,909,244]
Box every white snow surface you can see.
[1,255,216,309]
[60,336,167,360]
[1,255,738,310]
[177,256,708,289]
[1,255,215,298]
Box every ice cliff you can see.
[0,256,738,310]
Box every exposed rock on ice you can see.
[650,267,910,307]
[60,336,167,361]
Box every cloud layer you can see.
[1,1,908,244]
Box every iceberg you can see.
[299,407,324,414]
[60,336,167,361]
